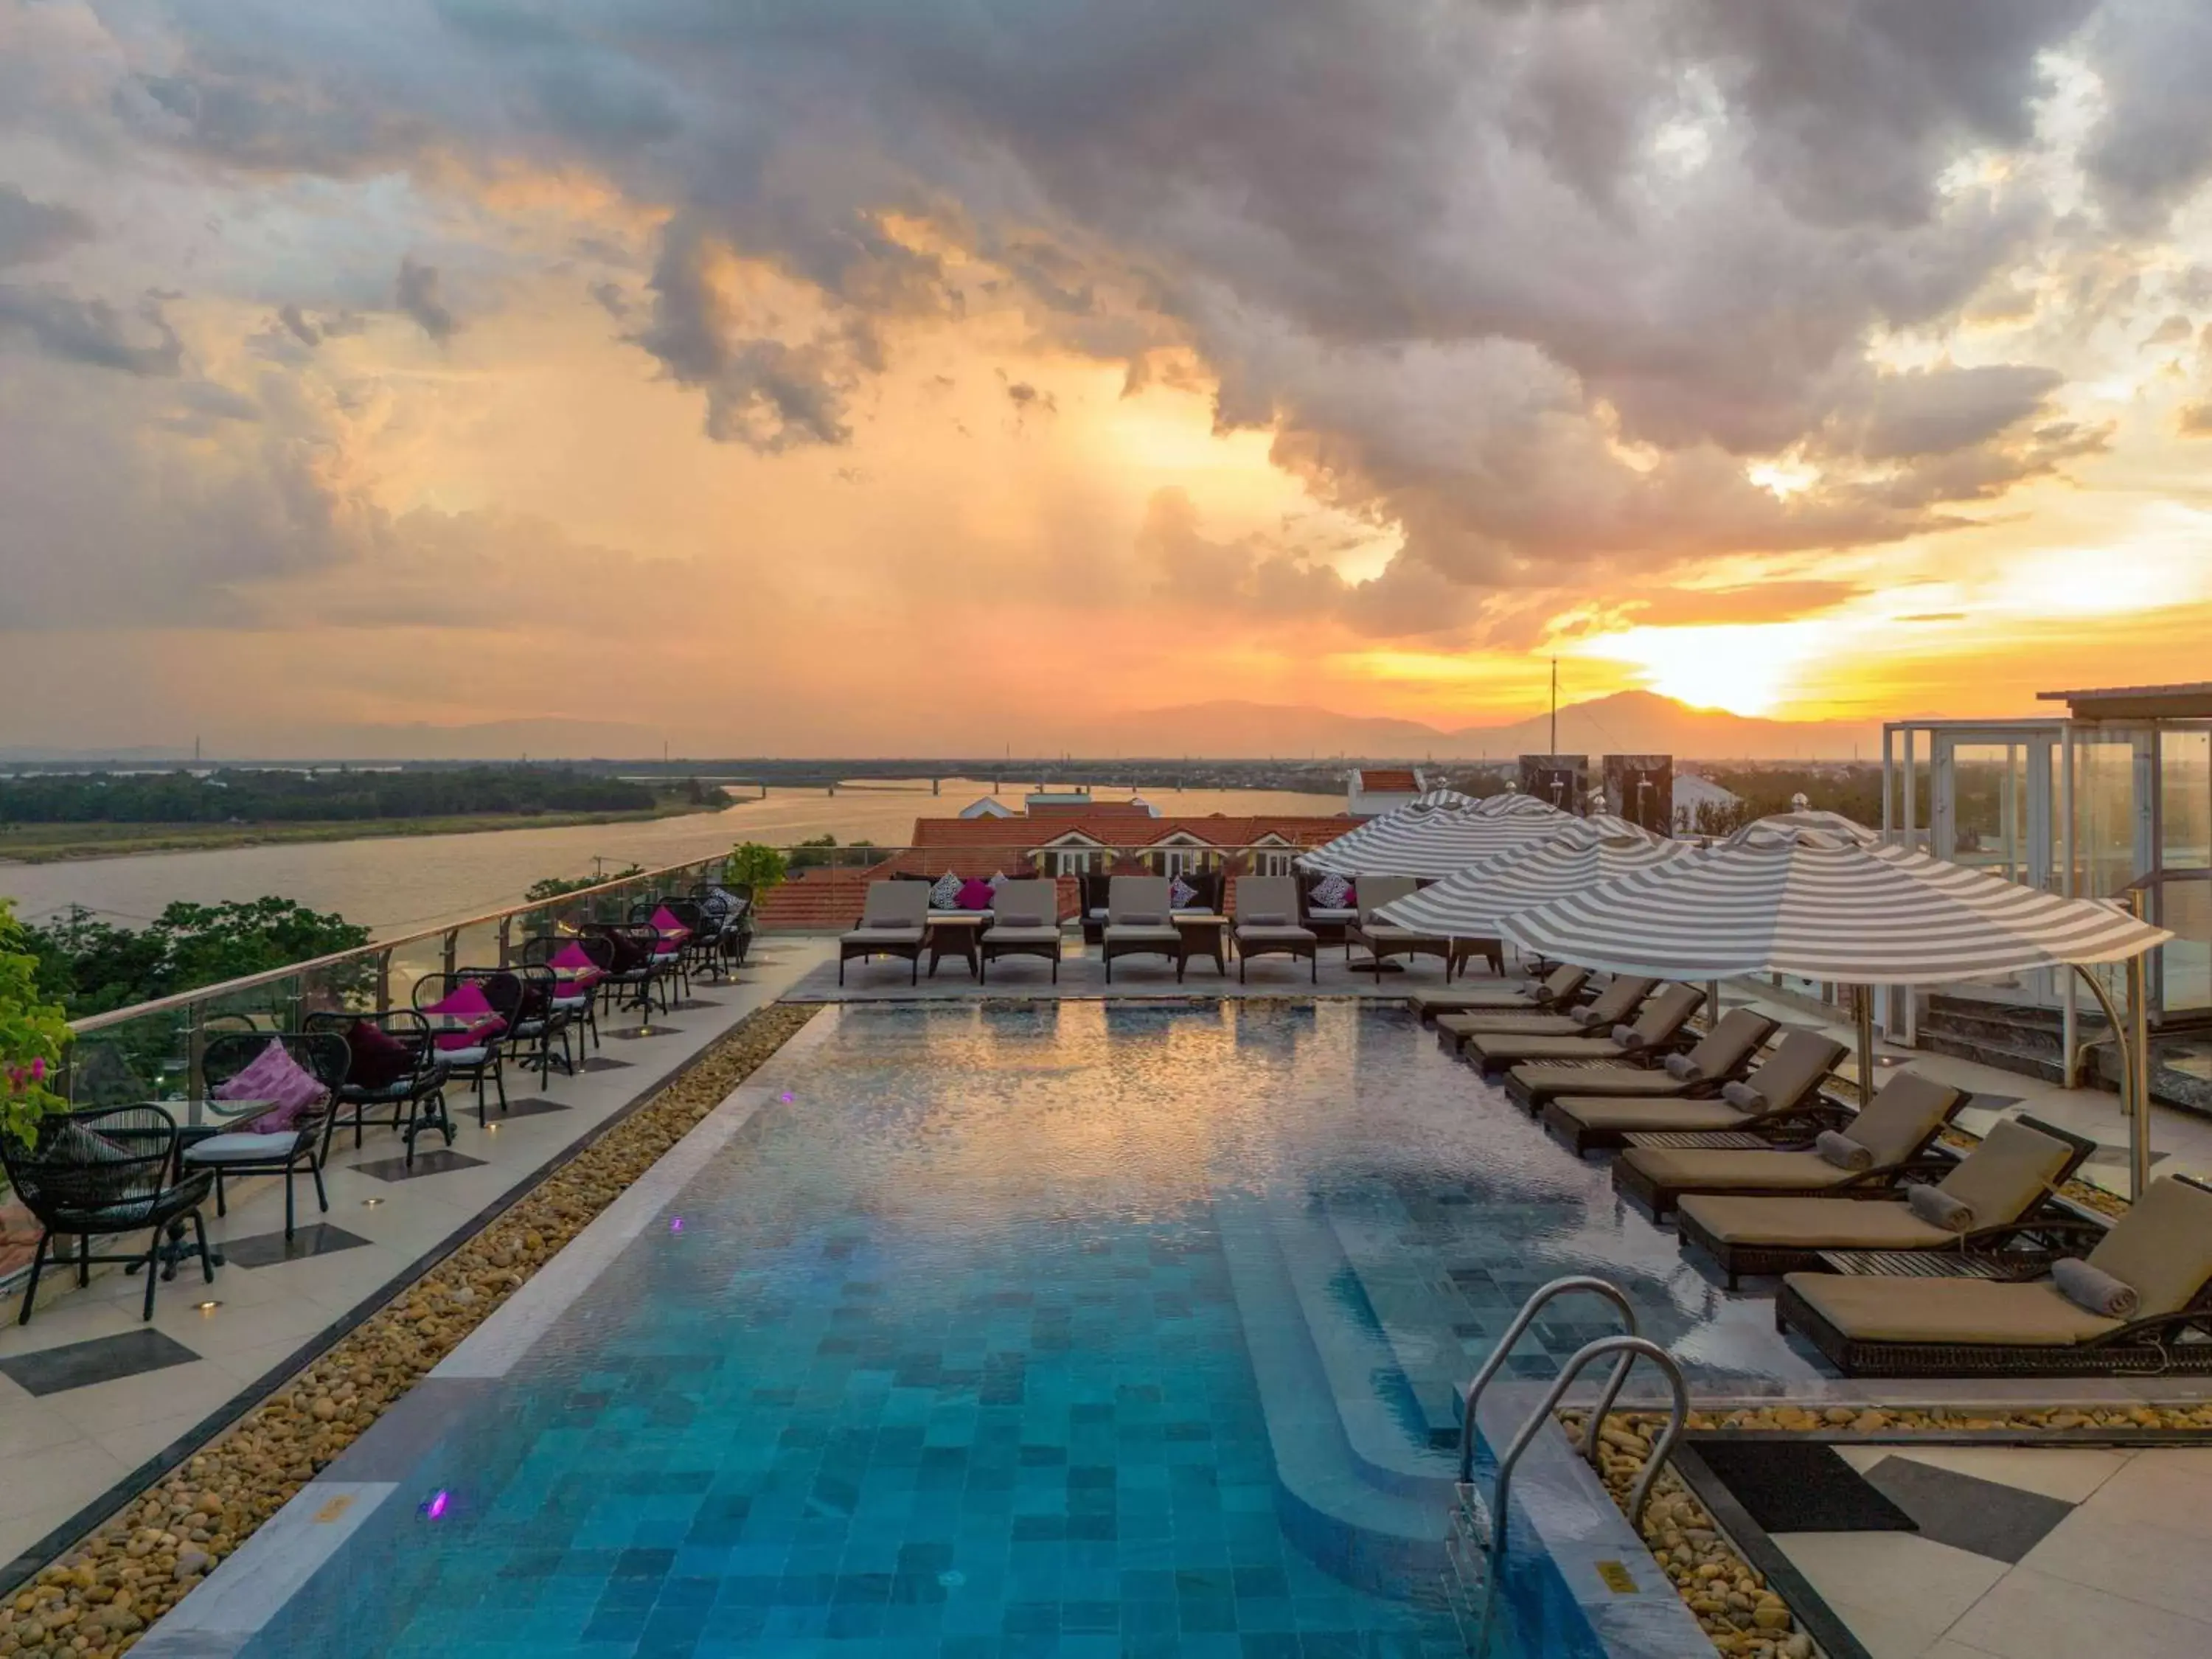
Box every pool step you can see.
[1257,1192,1458,1503]
[1315,1199,1484,1447]
[1214,1194,1451,1596]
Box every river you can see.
[0,779,1347,936]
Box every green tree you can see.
[1,900,71,1148]
[724,841,789,891]
[27,898,370,1018]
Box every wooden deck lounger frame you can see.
[1773,1174,2212,1376]
[1611,1074,1969,1221]
[1677,1114,2100,1287]
[1538,1031,1850,1155]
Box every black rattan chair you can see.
[185,1032,350,1239]
[412,972,512,1125]
[302,1009,453,1165]
[627,902,693,1001]
[3,1105,217,1324]
[521,936,602,1054]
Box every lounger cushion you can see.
[984,927,1060,945]
[1552,1097,1753,1135]
[1242,911,1290,927]
[1237,925,1315,944]
[1441,1014,1585,1037]
[1680,1193,1952,1251]
[1618,1147,1848,1193]
[1105,925,1179,942]
[1846,1072,1966,1167]
[1466,1036,1628,1064]
[844,926,925,944]
[1784,1274,2119,1346]
[1933,1119,2075,1228]
[1355,925,1438,945]
[185,1131,302,1164]
[1307,907,1359,922]
[2085,1174,2212,1317]
[1512,1067,1686,1099]
[436,1045,492,1067]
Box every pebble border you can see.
[0,1001,818,1659]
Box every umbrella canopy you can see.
[1299,794,1575,878]
[1409,787,1480,810]
[1375,832,1702,939]
[1724,810,1880,849]
[1496,838,2169,984]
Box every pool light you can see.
[422,1490,451,1520]
[669,1217,684,1234]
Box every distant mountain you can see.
[1080,692,1882,761]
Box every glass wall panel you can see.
[2159,728,2211,1014]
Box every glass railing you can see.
[61,851,737,1118]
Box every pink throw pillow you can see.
[549,941,597,970]
[651,905,692,942]
[956,878,993,911]
[424,981,506,1052]
[215,1038,327,1133]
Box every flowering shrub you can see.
[1,899,71,1149]
[723,841,788,894]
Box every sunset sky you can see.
[3,1,2210,756]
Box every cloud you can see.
[0,285,181,375]
[394,256,458,341]
[1619,580,1865,627]
[2082,1,2212,232]
[0,185,93,267]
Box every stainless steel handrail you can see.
[1486,1335,1688,1549]
[1456,1275,1638,1484]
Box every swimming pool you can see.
[215,1001,1805,1657]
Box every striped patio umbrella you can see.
[1496,838,2172,1188]
[1374,832,1702,939]
[1299,794,1576,878]
[1410,787,1480,810]
[1723,810,1880,849]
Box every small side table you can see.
[925,914,987,979]
[1175,914,1230,982]
[1447,937,1505,981]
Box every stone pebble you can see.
[0,1002,818,1659]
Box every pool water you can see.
[248,1001,1820,1658]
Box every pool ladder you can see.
[1445,1276,1688,1656]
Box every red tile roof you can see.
[907,813,1352,852]
[1356,768,1419,791]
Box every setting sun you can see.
[1572,622,1829,718]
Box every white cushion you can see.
[1087,906,1109,919]
[185,1132,301,1163]
[438,1045,492,1066]
[552,994,591,1010]
[844,926,924,944]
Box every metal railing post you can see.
[442,929,459,978]
[186,1003,207,1127]
[376,948,392,1012]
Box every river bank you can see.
[0,797,722,866]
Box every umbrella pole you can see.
[1705,981,1721,1028]
[1854,985,1875,1107]
[2126,891,2153,1200]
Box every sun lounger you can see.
[1435,975,1657,1050]
[1344,877,1450,982]
[1677,1116,2098,1286]
[979,879,1064,984]
[1230,875,1317,983]
[1539,1030,1848,1155]
[1410,966,1591,1023]
[1457,983,1704,1074]
[1503,1007,1777,1112]
[1611,1069,1967,1220]
[1775,1173,2212,1376]
[1102,876,1179,983]
[838,881,929,985]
